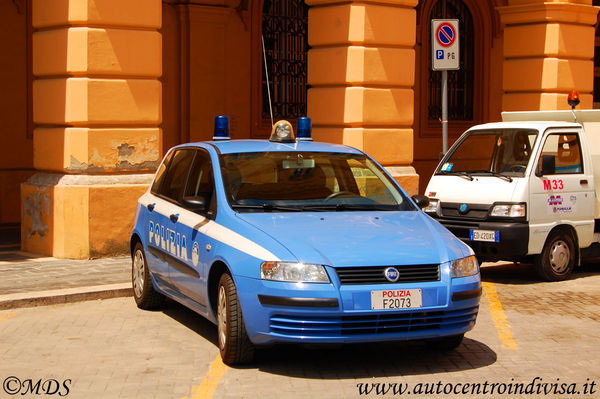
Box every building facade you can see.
[1,0,598,258]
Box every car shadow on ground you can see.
[158,298,496,378]
[480,260,600,285]
[160,298,219,347]
[252,338,496,378]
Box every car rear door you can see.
[146,148,196,295]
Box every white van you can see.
[424,108,600,281]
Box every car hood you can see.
[235,211,471,267]
[426,175,520,203]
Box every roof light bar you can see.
[213,115,230,140]
[296,117,312,141]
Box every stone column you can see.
[499,0,599,111]
[22,0,162,258]
[306,0,419,195]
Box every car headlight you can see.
[424,198,440,214]
[451,255,479,278]
[489,203,526,218]
[261,261,330,283]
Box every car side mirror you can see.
[412,194,430,210]
[182,196,206,212]
[536,154,556,177]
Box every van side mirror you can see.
[536,154,556,177]
[412,194,430,209]
[182,196,206,212]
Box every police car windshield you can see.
[437,129,538,178]
[220,152,414,212]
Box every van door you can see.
[529,128,595,253]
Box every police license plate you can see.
[470,229,499,242]
[371,289,422,310]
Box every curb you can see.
[0,283,132,310]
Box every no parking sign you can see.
[431,19,459,70]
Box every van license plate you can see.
[470,229,499,242]
[371,289,422,310]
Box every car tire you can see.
[535,231,575,281]
[426,333,464,351]
[132,242,165,309]
[217,273,255,365]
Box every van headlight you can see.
[451,256,479,278]
[489,203,526,218]
[261,261,330,283]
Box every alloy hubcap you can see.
[217,285,227,351]
[133,250,145,298]
[549,240,570,274]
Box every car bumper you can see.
[435,219,529,262]
[235,271,481,346]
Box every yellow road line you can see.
[0,312,18,323]
[482,282,517,350]
[183,354,228,399]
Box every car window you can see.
[220,152,414,211]
[151,151,174,194]
[537,133,583,175]
[183,149,216,215]
[438,129,537,177]
[158,149,195,201]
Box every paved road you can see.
[0,261,599,399]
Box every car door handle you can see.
[147,203,155,211]
[170,213,179,223]
[580,179,588,185]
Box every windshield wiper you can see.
[302,204,399,212]
[468,170,513,182]
[437,170,474,181]
[231,204,302,212]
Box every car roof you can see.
[172,139,364,155]
[467,121,581,131]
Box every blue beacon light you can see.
[296,117,312,141]
[213,115,230,140]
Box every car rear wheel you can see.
[217,273,254,365]
[535,231,575,281]
[132,242,165,309]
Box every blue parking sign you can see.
[436,50,444,60]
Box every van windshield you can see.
[219,152,415,212]
[436,129,538,179]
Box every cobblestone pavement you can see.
[0,252,129,295]
[0,260,599,399]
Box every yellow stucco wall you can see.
[21,0,163,258]
[500,0,598,111]
[307,0,419,195]
[0,2,34,226]
[4,0,598,257]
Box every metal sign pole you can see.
[442,70,448,154]
[431,19,459,157]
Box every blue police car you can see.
[130,117,481,365]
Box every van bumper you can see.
[435,219,529,262]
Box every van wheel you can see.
[535,231,575,281]
[132,242,165,309]
[217,273,255,365]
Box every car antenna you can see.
[262,35,274,128]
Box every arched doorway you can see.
[414,0,500,193]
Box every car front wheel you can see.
[217,273,254,365]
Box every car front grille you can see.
[269,306,478,337]
[335,265,440,285]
